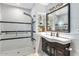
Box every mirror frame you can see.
[46,3,70,32]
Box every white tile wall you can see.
[0,4,33,56]
[0,4,31,22]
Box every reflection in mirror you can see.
[47,4,70,33]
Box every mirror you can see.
[46,4,70,32]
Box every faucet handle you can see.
[56,32,59,37]
[51,32,52,36]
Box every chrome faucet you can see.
[51,30,59,37]
[51,30,55,36]
[56,32,59,37]
[51,30,54,36]
[51,31,52,36]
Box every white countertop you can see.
[39,32,72,44]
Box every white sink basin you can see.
[39,32,71,44]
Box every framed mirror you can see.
[46,3,70,33]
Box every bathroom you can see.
[0,3,79,56]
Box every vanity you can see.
[41,3,71,56]
[39,32,71,56]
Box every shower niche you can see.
[38,14,46,32]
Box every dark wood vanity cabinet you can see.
[42,37,70,56]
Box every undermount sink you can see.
[39,32,71,44]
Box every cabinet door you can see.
[55,49,64,56]
[55,43,70,56]
[42,38,55,56]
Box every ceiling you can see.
[4,3,49,12]
[5,3,51,10]
[5,3,35,10]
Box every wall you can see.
[0,4,31,31]
[70,3,79,33]
[31,4,46,33]
[31,4,47,48]
[70,3,79,56]
[0,4,33,55]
